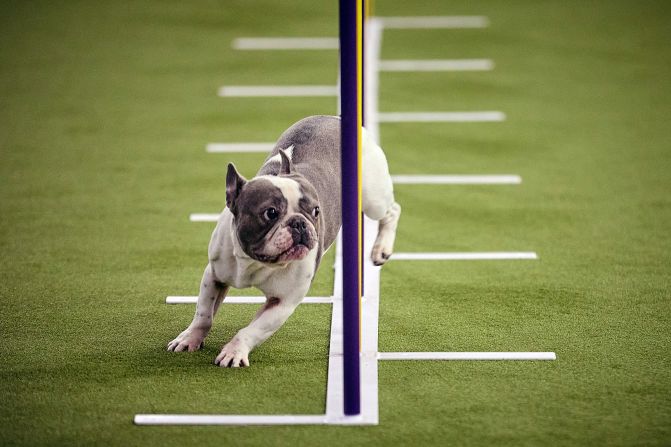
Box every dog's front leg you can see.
[214,296,300,368]
[167,264,229,352]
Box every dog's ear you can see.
[226,163,247,214]
[279,147,294,175]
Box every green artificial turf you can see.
[1,0,670,445]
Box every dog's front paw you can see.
[214,338,250,368]
[167,328,207,352]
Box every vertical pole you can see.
[340,0,362,416]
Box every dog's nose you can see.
[290,219,307,231]
[288,216,312,246]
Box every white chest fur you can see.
[208,209,317,301]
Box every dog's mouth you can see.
[255,243,311,264]
[278,243,310,261]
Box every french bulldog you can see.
[167,115,401,367]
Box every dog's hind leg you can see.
[361,128,401,266]
[167,264,229,352]
[370,201,401,266]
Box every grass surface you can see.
[1,0,670,445]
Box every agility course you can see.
[2,0,671,445]
[134,0,554,426]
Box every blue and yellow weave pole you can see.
[340,0,363,416]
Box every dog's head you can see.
[226,149,321,264]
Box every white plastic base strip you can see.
[233,37,338,50]
[392,252,538,261]
[324,294,344,419]
[324,219,380,425]
[165,296,334,305]
[379,352,557,361]
[378,111,505,122]
[218,85,338,97]
[206,143,274,153]
[134,414,371,426]
[379,59,493,72]
[392,175,521,185]
[360,216,382,424]
[378,16,489,29]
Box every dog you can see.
[167,115,401,367]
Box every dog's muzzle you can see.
[277,216,316,262]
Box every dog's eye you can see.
[312,206,320,218]
[264,207,279,220]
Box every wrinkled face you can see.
[232,174,321,264]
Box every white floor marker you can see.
[379,16,489,29]
[206,143,274,153]
[189,213,220,222]
[218,85,338,97]
[392,252,538,261]
[233,37,338,50]
[379,59,494,72]
[379,352,557,361]
[165,296,334,305]
[392,175,521,185]
[378,111,505,122]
